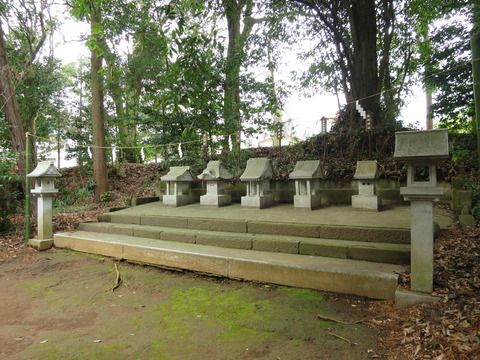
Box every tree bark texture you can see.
[0,19,28,182]
[90,9,109,201]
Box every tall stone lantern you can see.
[394,129,449,293]
[27,160,61,250]
[289,160,324,210]
[198,160,233,207]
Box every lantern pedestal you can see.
[27,161,61,251]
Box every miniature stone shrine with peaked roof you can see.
[160,166,195,207]
[239,158,274,209]
[351,160,382,211]
[289,160,324,210]
[198,160,233,207]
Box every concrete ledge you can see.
[53,231,404,300]
[395,287,440,308]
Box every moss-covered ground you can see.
[0,250,382,359]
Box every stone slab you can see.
[351,195,382,211]
[252,237,299,254]
[299,241,348,259]
[318,226,410,244]
[458,214,476,231]
[248,221,320,238]
[347,244,410,264]
[133,228,162,239]
[141,216,188,229]
[187,218,247,233]
[108,214,141,225]
[160,231,197,244]
[28,238,53,251]
[78,222,111,233]
[109,225,134,236]
[195,234,252,249]
[395,287,440,308]
[241,195,275,209]
[199,194,232,207]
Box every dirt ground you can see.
[0,249,385,360]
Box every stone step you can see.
[77,222,410,265]
[98,212,411,244]
[53,230,405,300]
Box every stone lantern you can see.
[240,158,274,209]
[27,160,61,250]
[351,160,382,211]
[289,160,324,210]
[160,166,195,207]
[394,129,449,293]
[198,160,233,207]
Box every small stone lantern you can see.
[160,166,195,207]
[351,160,382,211]
[394,129,449,293]
[198,160,233,207]
[240,158,274,209]
[27,160,61,250]
[289,160,324,210]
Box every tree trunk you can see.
[346,0,380,125]
[0,19,29,185]
[223,0,243,150]
[90,9,109,202]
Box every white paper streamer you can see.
[141,147,145,162]
[178,143,183,158]
[228,135,232,151]
[87,146,92,159]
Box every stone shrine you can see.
[394,129,449,293]
[198,160,233,207]
[289,160,324,210]
[160,166,195,207]
[240,158,274,209]
[351,160,382,211]
[27,160,61,250]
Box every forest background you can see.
[0,0,479,230]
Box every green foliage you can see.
[0,151,22,232]
[459,178,480,224]
[100,191,111,204]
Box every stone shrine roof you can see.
[354,160,378,180]
[240,158,273,181]
[197,161,233,181]
[161,166,194,182]
[289,160,324,179]
[394,129,449,161]
[27,161,61,178]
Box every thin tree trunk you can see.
[0,19,28,185]
[90,9,108,201]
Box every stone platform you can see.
[53,202,455,300]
